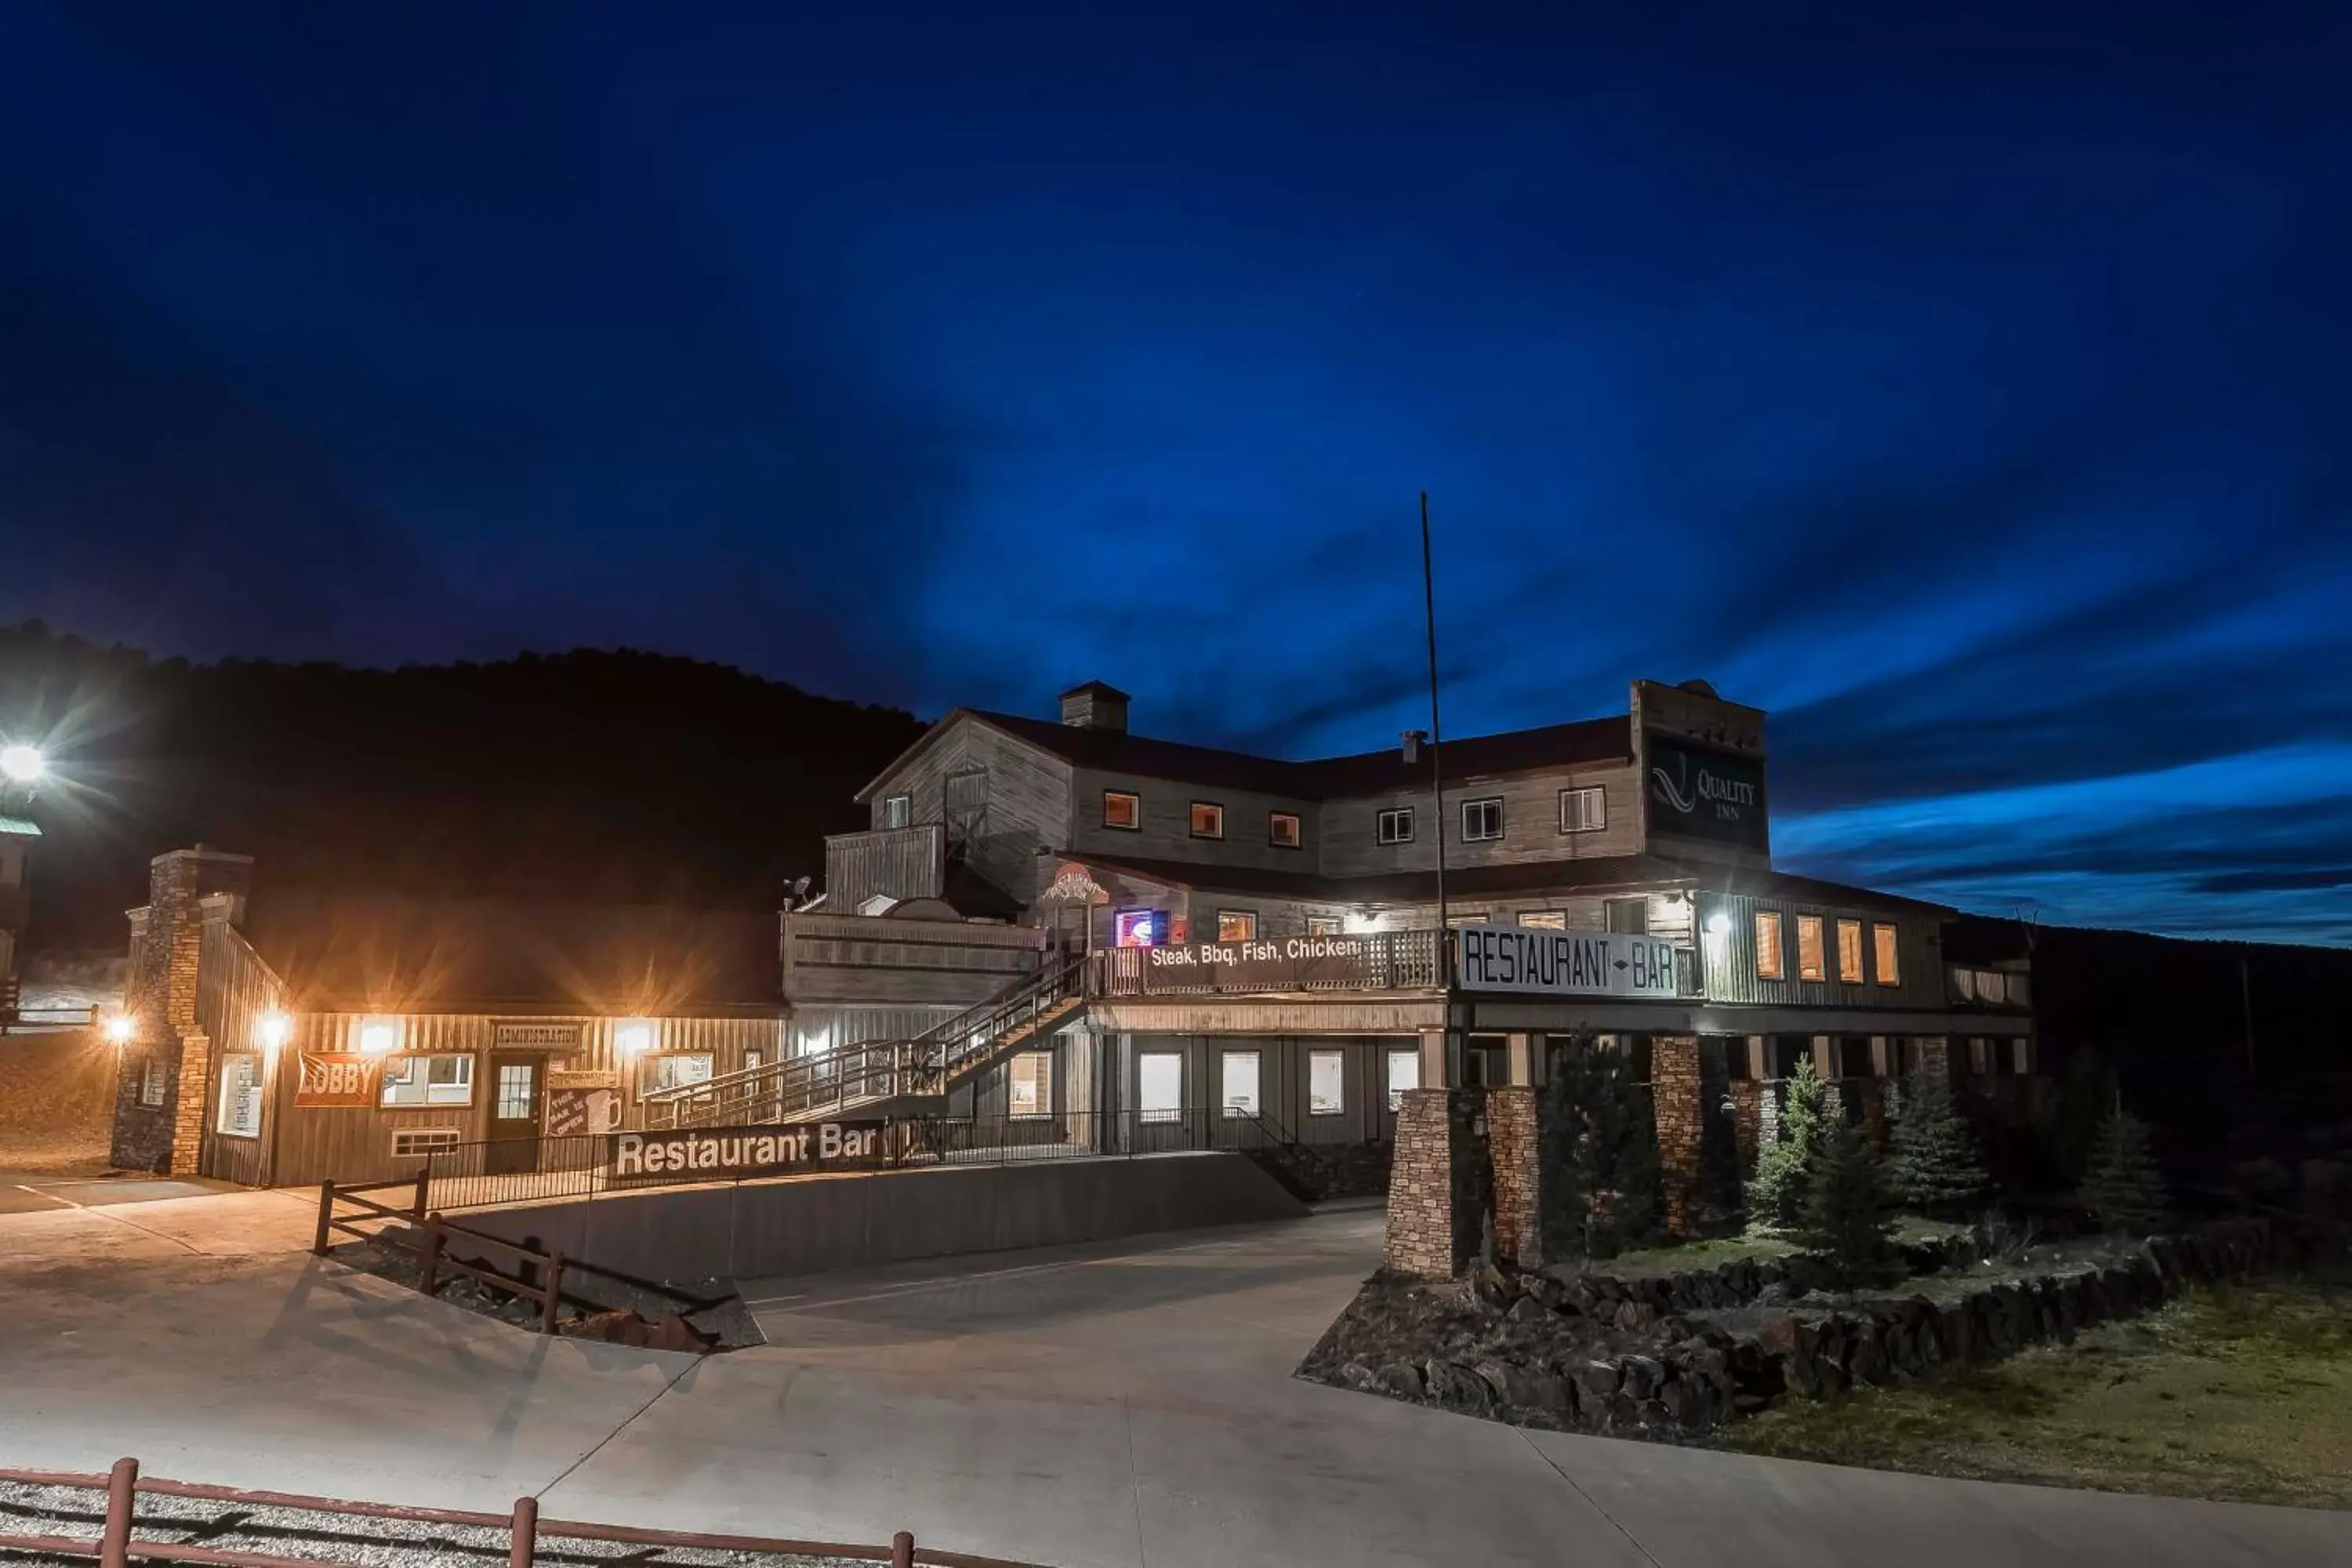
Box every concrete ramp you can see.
[456,1150,1309,1285]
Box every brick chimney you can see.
[110,844,254,1174]
[1058,681,1130,733]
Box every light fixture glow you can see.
[257,1011,292,1050]
[0,745,43,784]
[358,1020,400,1054]
[102,1012,136,1045]
[1706,912,1732,937]
[1343,909,1385,935]
[615,1020,655,1057]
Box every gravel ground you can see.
[0,1481,896,1568]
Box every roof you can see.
[1066,851,1955,918]
[860,706,1633,804]
[241,895,784,1016]
[0,815,40,837]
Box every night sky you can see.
[3,4,2347,944]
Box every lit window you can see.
[1221,1051,1261,1118]
[1559,786,1606,833]
[215,1052,263,1138]
[1797,916,1826,982]
[1873,924,1901,987]
[1308,1050,1345,1116]
[1837,919,1864,985]
[1385,1047,1420,1110]
[1305,914,1342,935]
[1461,797,1504,842]
[1755,911,1784,981]
[638,1052,713,1096]
[139,1056,169,1108]
[1009,1051,1052,1119]
[380,1054,475,1108]
[1102,790,1141,830]
[1113,908,1161,946]
[1376,808,1414,845]
[1519,910,1568,930]
[1218,909,1257,942]
[1269,811,1302,849]
[1139,1052,1182,1123]
[880,793,912,829]
[1190,801,1225,840]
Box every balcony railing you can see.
[1096,928,1445,997]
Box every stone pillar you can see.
[1385,1088,1480,1278]
[1651,1033,1704,1236]
[107,846,253,1175]
[1486,1084,1541,1269]
[169,1029,212,1177]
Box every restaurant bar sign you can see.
[607,1120,891,1184]
[1645,733,1769,851]
[1456,924,1685,999]
[1143,934,1390,989]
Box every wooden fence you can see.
[313,1177,565,1334]
[0,1457,1044,1568]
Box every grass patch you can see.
[1602,1234,1797,1276]
[1721,1275,2352,1509]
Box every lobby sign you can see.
[1455,924,1684,999]
[295,1052,381,1108]
[607,1120,891,1184]
[1644,734,1769,851]
[1142,933,1388,990]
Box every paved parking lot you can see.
[2,1190,2347,1567]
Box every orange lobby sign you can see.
[296,1052,381,1108]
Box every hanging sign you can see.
[1455,924,1686,999]
[296,1052,381,1108]
[1644,734,1769,851]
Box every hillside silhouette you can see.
[0,622,924,949]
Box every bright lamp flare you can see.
[103,1013,136,1045]
[257,1011,292,1050]
[0,745,42,783]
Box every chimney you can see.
[1400,729,1425,764]
[1058,681,1131,733]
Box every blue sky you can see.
[2,2,2348,942]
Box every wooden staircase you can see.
[644,956,1087,1131]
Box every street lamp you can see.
[0,745,41,785]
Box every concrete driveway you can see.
[0,1193,2346,1567]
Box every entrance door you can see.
[486,1053,543,1174]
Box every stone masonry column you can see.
[1385,1087,1480,1278]
[107,846,253,1175]
[1650,1033,1704,1237]
[1486,1031,1542,1269]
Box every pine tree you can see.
[1885,1070,1990,1216]
[2077,1109,2168,1236]
[1799,1120,1896,1291]
[1745,1055,1828,1236]
[1537,1036,1664,1260]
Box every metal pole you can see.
[2240,954,2256,1081]
[1421,492,1447,938]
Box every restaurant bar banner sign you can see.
[295,1052,382,1108]
[1644,733,1769,851]
[1143,934,1388,989]
[607,1120,891,1185]
[1456,924,1685,999]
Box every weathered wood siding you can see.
[783,911,1047,1008]
[824,825,946,910]
[194,916,289,1186]
[862,719,1072,909]
[1693,891,1945,1011]
[1316,761,1642,877]
[1067,768,1321,875]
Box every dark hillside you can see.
[0,623,924,949]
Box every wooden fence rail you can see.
[0,1459,1040,1568]
[313,1178,565,1334]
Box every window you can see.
[1008,1051,1051,1119]
[1217,909,1257,942]
[215,1052,263,1138]
[1754,911,1784,980]
[139,1055,168,1108]
[1102,789,1140,830]
[380,1054,475,1108]
[391,1129,462,1159]
[1873,924,1901,986]
[1606,898,1647,935]
[1308,1050,1345,1116]
[1385,1047,1420,1110]
[1189,800,1225,840]
[1559,786,1606,833]
[1461,797,1504,842]
[880,793,912,829]
[1269,811,1302,849]
[495,1064,536,1121]
[1305,913,1342,935]
[1375,807,1415,845]
[638,1052,714,1096]
[1519,910,1568,930]
[1221,1051,1261,1118]
[1113,907,1163,946]
[1796,916,1826,981]
[1836,919,1864,984]
[1138,1052,1182,1123]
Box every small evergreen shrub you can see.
[1745,1056,1828,1236]
[1798,1120,1896,1291]
[1538,1036,1664,1259]
[2078,1108,2168,1236]
[1885,1070,1990,1215]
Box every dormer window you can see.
[1190,801,1225,840]
[880,793,911,829]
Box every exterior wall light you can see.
[615,1020,655,1057]
[1706,912,1733,937]
[102,1012,136,1046]
[1344,910,1385,935]
[257,1011,292,1051]
[357,1020,400,1054]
